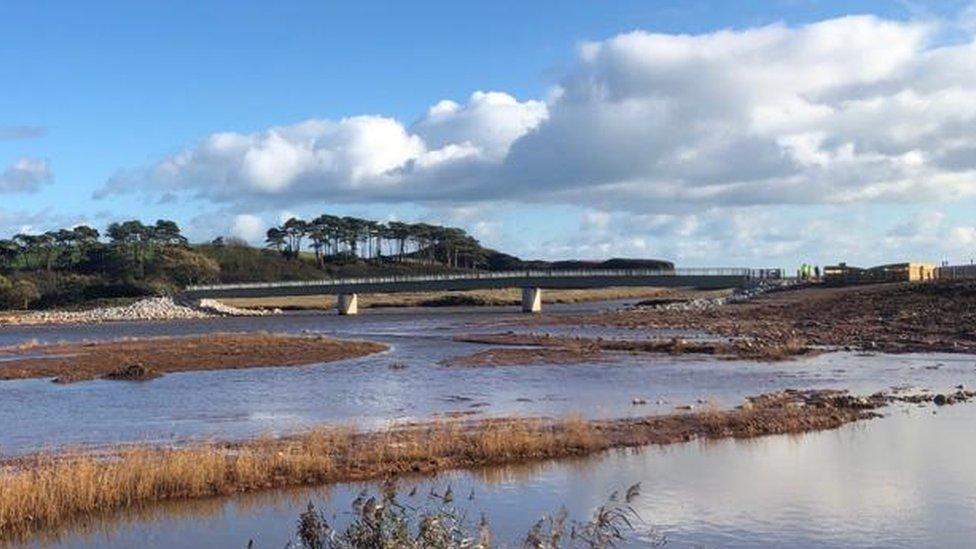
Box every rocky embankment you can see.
[634,279,797,312]
[0,297,277,326]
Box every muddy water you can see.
[26,403,976,548]
[1,302,974,455]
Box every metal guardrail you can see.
[187,268,778,292]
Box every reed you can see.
[0,420,606,540]
[0,389,883,541]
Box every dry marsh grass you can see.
[0,390,883,541]
[0,419,601,540]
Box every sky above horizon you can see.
[4,0,976,268]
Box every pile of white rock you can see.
[640,280,793,312]
[2,296,276,326]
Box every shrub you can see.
[289,482,659,549]
[150,247,220,286]
[0,277,40,310]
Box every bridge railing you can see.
[186,267,776,292]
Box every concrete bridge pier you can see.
[521,287,542,313]
[337,293,359,315]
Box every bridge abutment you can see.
[337,293,359,315]
[521,287,542,313]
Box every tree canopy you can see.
[264,214,487,269]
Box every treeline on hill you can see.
[259,216,674,272]
[262,215,486,269]
[0,215,493,310]
[0,213,673,311]
[0,220,221,310]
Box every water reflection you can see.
[22,404,976,548]
[2,304,975,455]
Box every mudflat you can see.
[450,332,814,364]
[0,332,388,383]
[517,281,976,355]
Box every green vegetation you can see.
[0,213,673,311]
[0,220,216,310]
[0,215,493,310]
[289,481,661,548]
[263,215,486,269]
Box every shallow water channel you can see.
[2,300,976,546]
[27,404,976,548]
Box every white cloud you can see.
[97,92,546,204]
[97,12,976,219]
[0,157,52,193]
[229,214,266,242]
[413,91,548,160]
[552,205,976,266]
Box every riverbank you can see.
[1,388,931,541]
[517,281,976,355]
[0,332,388,383]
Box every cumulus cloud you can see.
[98,13,976,215]
[97,92,545,203]
[552,205,976,266]
[413,91,548,160]
[0,157,53,193]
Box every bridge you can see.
[183,268,778,315]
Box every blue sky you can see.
[3,0,976,268]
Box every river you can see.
[2,300,975,546]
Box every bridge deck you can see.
[183,268,767,300]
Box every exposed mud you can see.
[447,331,815,365]
[513,281,976,355]
[0,332,388,383]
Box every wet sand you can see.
[0,332,388,383]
